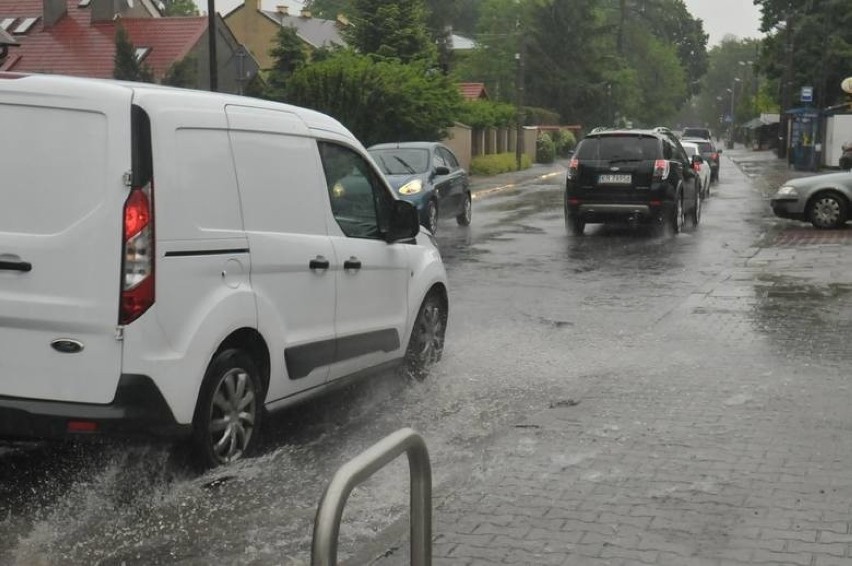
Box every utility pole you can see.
[515,25,525,171]
[778,10,794,159]
[207,0,218,92]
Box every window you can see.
[438,147,459,169]
[661,140,673,160]
[0,18,16,31]
[319,142,391,239]
[134,47,151,63]
[12,17,38,34]
[575,136,660,161]
[432,148,447,170]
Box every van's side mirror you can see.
[716,148,723,154]
[387,200,419,242]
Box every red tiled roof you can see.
[0,0,206,79]
[459,82,488,101]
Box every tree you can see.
[525,0,616,126]
[754,0,852,108]
[162,0,199,16]
[286,51,461,146]
[343,0,436,64]
[689,38,764,133]
[266,26,309,101]
[162,56,198,88]
[452,0,520,103]
[113,25,154,83]
[308,0,351,19]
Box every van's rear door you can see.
[0,77,128,403]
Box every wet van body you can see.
[0,74,448,467]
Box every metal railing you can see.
[311,428,432,566]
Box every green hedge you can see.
[536,134,556,163]
[470,152,532,176]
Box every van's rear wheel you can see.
[193,349,262,469]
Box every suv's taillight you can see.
[120,183,154,325]
[653,159,670,180]
[567,157,579,179]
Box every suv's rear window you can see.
[575,136,660,161]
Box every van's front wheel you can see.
[404,292,447,380]
[193,349,262,469]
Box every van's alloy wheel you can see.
[404,292,446,380]
[194,349,262,468]
[809,193,847,229]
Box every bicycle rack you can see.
[311,427,432,566]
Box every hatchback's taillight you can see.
[567,158,579,179]
[120,183,154,325]
[653,159,670,180]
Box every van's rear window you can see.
[575,136,660,161]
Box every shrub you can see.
[551,129,577,156]
[536,133,556,163]
[470,152,532,176]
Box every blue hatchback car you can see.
[368,142,471,234]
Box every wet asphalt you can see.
[2,150,851,565]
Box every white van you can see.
[0,74,448,468]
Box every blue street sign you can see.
[801,86,813,103]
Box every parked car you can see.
[770,172,852,228]
[682,127,713,140]
[0,74,449,468]
[564,128,703,235]
[681,141,711,199]
[682,136,721,182]
[368,142,471,234]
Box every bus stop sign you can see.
[801,86,813,103]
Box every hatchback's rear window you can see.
[575,136,660,161]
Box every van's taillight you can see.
[653,159,670,180]
[120,183,154,325]
[567,158,579,179]
[711,153,718,161]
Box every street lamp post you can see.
[729,77,741,147]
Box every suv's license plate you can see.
[599,174,631,184]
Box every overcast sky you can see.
[682,0,764,47]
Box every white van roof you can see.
[0,73,357,144]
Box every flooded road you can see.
[3,151,850,565]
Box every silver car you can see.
[770,171,852,229]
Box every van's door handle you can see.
[343,258,362,270]
[309,256,330,270]
[0,260,32,272]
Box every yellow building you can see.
[224,0,346,71]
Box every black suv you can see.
[564,128,703,235]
